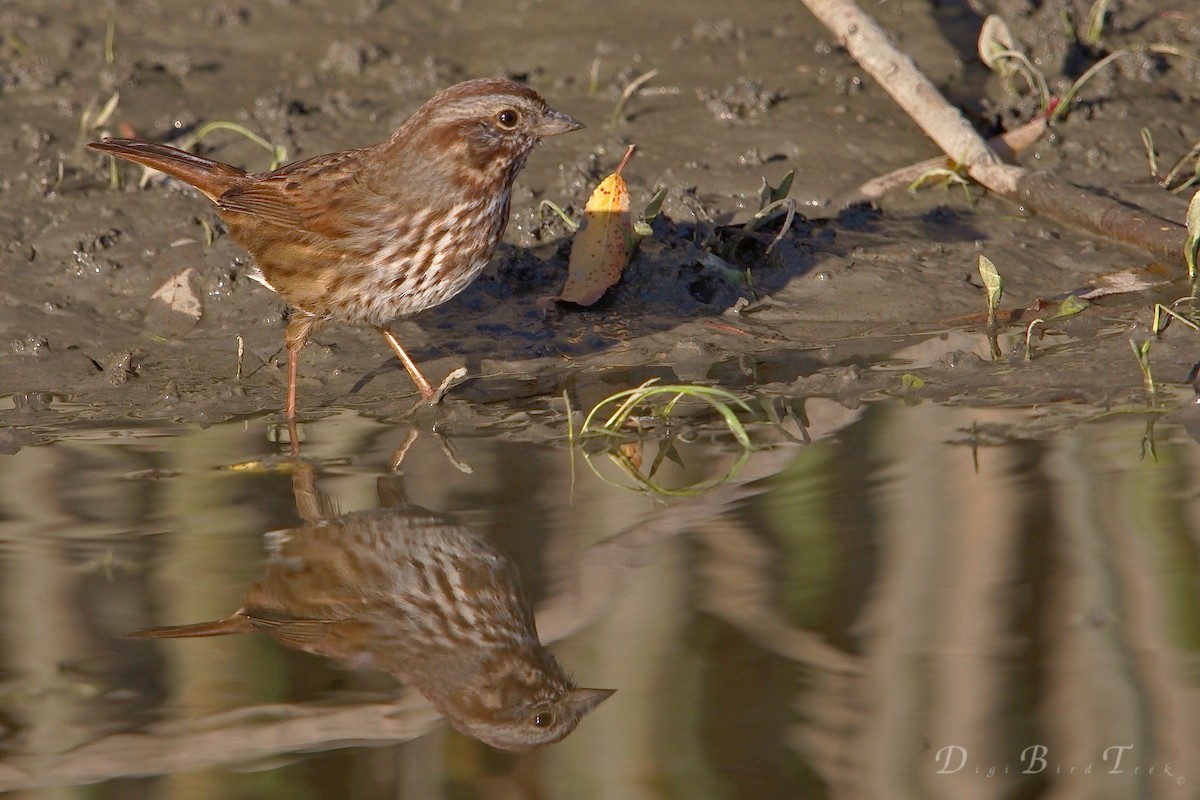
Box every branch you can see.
[801,0,1188,263]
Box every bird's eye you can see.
[532,711,555,728]
[496,108,520,129]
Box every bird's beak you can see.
[538,109,585,137]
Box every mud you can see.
[3,0,1200,449]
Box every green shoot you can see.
[79,91,120,139]
[1186,188,1200,283]
[178,121,288,170]
[136,121,289,188]
[978,255,1004,328]
[1139,419,1157,462]
[979,255,1004,359]
[575,378,754,496]
[197,217,216,248]
[1141,128,1157,177]
[588,58,601,96]
[581,379,752,448]
[1083,0,1111,46]
[1129,338,1154,399]
[908,165,975,206]
[634,187,668,237]
[1050,51,1128,124]
[1152,299,1200,336]
[986,50,1051,112]
[104,19,115,65]
[1160,140,1200,193]
[1024,318,1043,360]
[610,69,658,128]
[538,199,579,232]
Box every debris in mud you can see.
[145,267,202,336]
[105,350,143,386]
[698,78,785,121]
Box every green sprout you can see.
[1160,139,1200,194]
[1050,51,1128,124]
[125,121,289,188]
[1139,419,1157,462]
[1024,318,1043,360]
[1151,298,1200,336]
[610,69,659,128]
[978,255,1004,359]
[978,255,1003,328]
[1129,338,1154,400]
[178,121,288,170]
[104,19,115,65]
[1083,0,1112,46]
[1140,128,1157,177]
[572,378,753,496]
[908,164,975,206]
[977,15,1050,113]
[1186,188,1200,283]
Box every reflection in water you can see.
[2,404,1198,797]
[130,463,613,751]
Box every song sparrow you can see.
[129,467,613,751]
[90,78,582,419]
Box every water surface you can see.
[0,402,1196,798]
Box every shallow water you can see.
[0,400,1196,798]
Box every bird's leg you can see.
[284,313,319,420]
[283,314,318,457]
[378,327,436,400]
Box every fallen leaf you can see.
[554,145,636,306]
[145,267,202,336]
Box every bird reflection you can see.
[131,460,613,751]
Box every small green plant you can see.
[720,170,796,259]
[1185,188,1200,282]
[78,91,122,186]
[1024,318,1043,360]
[978,255,1004,359]
[978,16,1050,113]
[569,378,754,496]
[1049,51,1128,124]
[976,14,1159,126]
[177,121,288,170]
[1159,139,1200,193]
[610,69,659,127]
[908,165,974,205]
[978,255,1003,327]
[1083,0,1112,46]
[120,121,289,189]
[686,171,796,300]
[1129,337,1154,400]
[1139,419,1157,462]
[1152,299,1200,336]
[1140,128,1158,177]
[104,19,116,65]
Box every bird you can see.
[129,467,614,751]
[90,78,583,419]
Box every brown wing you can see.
[218,148,378,239]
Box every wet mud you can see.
[3,0,1200,447]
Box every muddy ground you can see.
[3,0,1200,452]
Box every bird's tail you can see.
[126,614,252,639]
[89,138,247,201]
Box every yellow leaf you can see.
[555,145,636,306]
